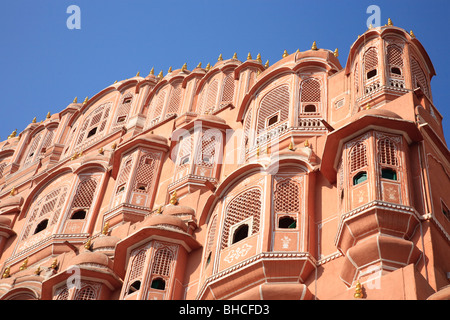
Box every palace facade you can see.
[0,21,449,300]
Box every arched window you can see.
[349,142,368,173]
[75,103,111,150]
[165,80,183,118]
[256,85,290,135]
[364,47,378,80]
[300,78,321,114]
[22,184,69,240]
[221,188,262,249]
[198,79,219,115]
[147,87,168,126]
[74,285,97,300]
[411,56,430,97]
[220,71,235,108]
[125,248,148,297]
[111,92,133,131]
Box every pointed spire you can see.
[149,67,155,75]
[157,70,163,79]
[264,60,270,68]
[168,66,172,73]
[136,71,140,77]
[32,117,37,123]
[83,96,88,105]
[232,52,238,59]
[218,53,223,61]
[73,96,78,103]
[282,50,288,58]
[256,53,262,63]
[205,63,211,71]
[247,52,252,60]
[388,18,393,26]
[46,111,51,119]
[196,62,202,68]
[181,63,187,72]
[311,41,318,51]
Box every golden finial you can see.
[157,70,163,79]
[232,52,238,59]
[311,41,318,51]
[34,266,41,275]
[304,140,310,148]
[181,63,187,72]
[46,111,51,119]
[368,24,373,30]
[111,142,117,150]
[98,147,104,155]
[264,60,269,68]
[282,50,288,58]
[365,103,371,110]
[256,70,261,77]
[73,97,78,103]
[354,281,363,299]
[205,63,211,71]
[19,257,29,271]
[2,267,10,279]
[84,238,92,250]
[10,187,16,196]
[410,30,415,39]
[388,18,393,26]
[288,141,295,151]
[149,67,155,75]
[168,66,172,73]
[102,222,109,235]
[196,62,202,68]
[170,191,178,205]
[114,80,117,84]
[256,145,260,156]
[83,96,88,104]
[265,144,269,154]
[156,206,163,214]
[7,129,17,139]
[32,117,37,123]
[247,52,252,60]
[334,48,339,57]
[51,258,58,270]
[136,71,140,77]
[218,53,223,61]
[256,53,262,63]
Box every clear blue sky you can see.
[1,0,450,143]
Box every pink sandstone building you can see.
[0,21,449,300]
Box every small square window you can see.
[123,97,132,104]
[117,116,126,123]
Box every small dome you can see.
[358,108,402,119]
[91,235,120,253]
[142,214,188,233]
[163,205,195,217]
[141,132,168,144]
[68,251,112,269]
[197,114,226,124]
